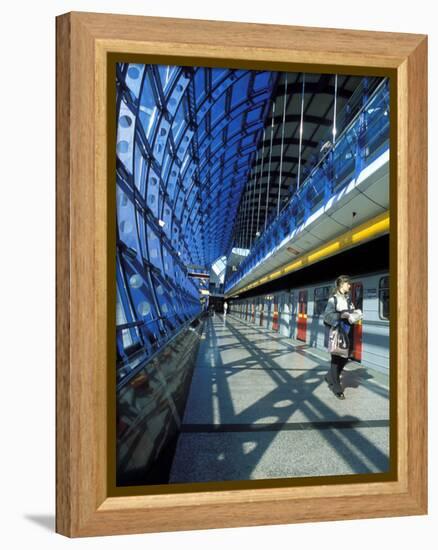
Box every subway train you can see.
[229,271,390,374]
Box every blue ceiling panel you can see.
[116,63,278,269]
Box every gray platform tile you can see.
[169,427,389,483]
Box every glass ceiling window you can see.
[211,256,227,284]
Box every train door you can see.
[278,294,284,335]
[289,291,296,338]
[350,282,363,361]
[281,293,290,337]
[265,297,271,328]
[279,293,286,333]
[272,297,279,331]
[297,290,308,341]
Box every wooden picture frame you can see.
[56,11,427,537]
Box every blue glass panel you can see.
[224,142,238,162]
[211,67,228,87]
[162,142,173,184]
[211,93,226,126]
[150,272,178,330]
[247,106,263,124]
[177,132,193,162]
[227,114,243,138]
[116,257,142,351]
[172,98,187,143]
[154,116,170,165]
[133,143,147,195]
[117,185,140,255]
[125,64,145,99]
[197,117,207,143]
[231,74,250,108]
[194,68,207,109]
[162,245,176,282]
[146,169,160,218]
[146,224,164,272]
[138,71,158,139]
[117,100,136,173]
[242,133,255,148]
[158,65,177,93]
[120,255,162,347]
[136,213,149,266]
[253,71,270,92]
[162,201,172,239]
[166,165,179,203]
[168,76,189,117]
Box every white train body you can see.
[231,271,390,374]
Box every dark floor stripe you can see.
[181,420,389,433]
[194,365,330,372]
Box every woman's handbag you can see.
[328,324,350,357]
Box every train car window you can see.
[314,286,330,315]
[352,283,363,309]
[379,276,390,320]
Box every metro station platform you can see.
[170,314,390,483]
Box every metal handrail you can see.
[116,312,203,392]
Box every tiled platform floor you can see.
[169,314,390,483]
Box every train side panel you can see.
[360,274,390,373]
[229,271,389,375]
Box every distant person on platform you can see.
[223,301,228,318]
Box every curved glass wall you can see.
[116,62,278,375]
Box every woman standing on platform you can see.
[323,275,357,400]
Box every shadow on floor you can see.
[24,514,55,532]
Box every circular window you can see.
[128,67,140,79]
[117,140,129,154]
[137,301,151,317]
[129,274,143,288]
[119,115,132,128]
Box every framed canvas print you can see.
[56,12,428,537]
